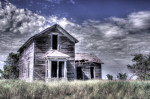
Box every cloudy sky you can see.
[1,0,150,79]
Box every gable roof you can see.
[18,24,78,52]
[75,53,104,64]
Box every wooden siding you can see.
[94,65,102,79]
[34,35,50,80]
[34,31,75,80]
[18,42,34,81]
[76,63,102,80]
[59,36,75,80]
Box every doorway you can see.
[51,61,64,78]
[90,67,94,79]
[77,67,83,80]
[59,61,64,78]
[51,61,57,77]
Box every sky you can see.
[1,0,150,79]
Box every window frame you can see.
[51,61,65,78]
[51,33,59,50]
[27,61,30,78]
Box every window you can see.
[59,61,64,78]
[51,61,57,77]
[90,67,94,79]
[21,65,24,74]
[51,61,64,78]
[52,35,58,50]
[77,67,83,80]
[27,61,30,78]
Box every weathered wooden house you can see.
[18,24,103,81]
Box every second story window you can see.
[52,34,58,50]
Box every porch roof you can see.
[45,50,70,58]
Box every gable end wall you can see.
[18,42,34,81]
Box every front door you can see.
[77,67,83,80]
[90,67,94,79]
[51,61,64,78]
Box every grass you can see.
[0,80,150,99]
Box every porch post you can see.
[48,60,52,78]
[45,60,48,80]
[64,60,67,79]
[94,67,95,79]
[57,61,59,79]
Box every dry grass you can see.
[0,80,150,99]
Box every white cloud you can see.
[47,16,75,28]
[128,11,150,29]
[95,23,126,38]
[0,3,48,35]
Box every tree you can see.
[127,54,150,80]
[117,73,127,80]
[0,52,19,79]
[106,74,113,80]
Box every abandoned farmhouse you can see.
[18,24,103,81]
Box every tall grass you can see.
[0,80,150,99]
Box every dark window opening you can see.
[90,67,94,79]
[52,61,57,77]
[77,67,83,80]
[28,61,30,78]
[59,61,64,78]
[52,35,58,50]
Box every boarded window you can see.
[52,35,58,50]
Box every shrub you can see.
[117,73,127,80]
[106,74,113,80]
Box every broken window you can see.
[52,35,58,50]
[51,61,57,77]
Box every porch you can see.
[45,50,69,81]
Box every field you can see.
[0,80,150,99]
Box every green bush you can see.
[106,74,113,80]
[0,80,150,99]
